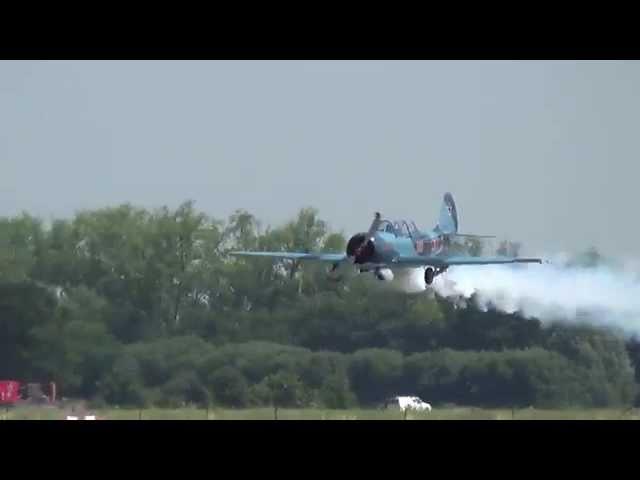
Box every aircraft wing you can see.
[230,251,347,263]
[394,255,542,268]
[440,256,543,266]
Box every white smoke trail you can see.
[400,257,640,337]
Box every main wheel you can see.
[424,267,434,285]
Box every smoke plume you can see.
[401,255,640,337]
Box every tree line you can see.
[1,201,638,408]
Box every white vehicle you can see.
[65,414,97,420]
[384,396,432,412]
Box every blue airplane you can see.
[230,193,542,288]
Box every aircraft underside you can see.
[334,263,449,287]
[383,265,448,285]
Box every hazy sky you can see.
[1,60,639,257]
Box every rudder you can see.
[437,192,459,234]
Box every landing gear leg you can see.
[375,268,385,281]
[435,266,448,277]
[327,263,343,282]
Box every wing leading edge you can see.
[230,251,542,268]
[394,255,542,268]
[230,251,346,262]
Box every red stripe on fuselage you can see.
[414,235,447,255]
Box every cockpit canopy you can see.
[377,219,420,238]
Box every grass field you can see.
[2,406,640,420]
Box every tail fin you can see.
[437,192,459,235]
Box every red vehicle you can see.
[0,381,21,405]
[0,381,56,406]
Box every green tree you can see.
[264,371,305,407]
[348,349,404,405]
[0,214,44,282]
[319,373,356,409]
[101,354,148,407]
[209,366,250,407]
[29,286,119,397]
[0,281,57,379]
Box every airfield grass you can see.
[2,406,640,420]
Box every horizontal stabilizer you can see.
[453,233,496,239]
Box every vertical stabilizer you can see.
[437,192,459,235]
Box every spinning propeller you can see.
[350,212,382,262]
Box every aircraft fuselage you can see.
[349,223,449,271]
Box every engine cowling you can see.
[346,232,375,264]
